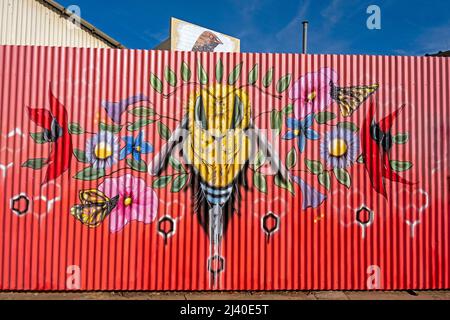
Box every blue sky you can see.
[58,0,449,55]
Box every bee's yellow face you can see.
[184,84,251,187]
[188,84,251,133]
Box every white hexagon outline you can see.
[32,194,61,220]
[0,162,13,179]
[160,199,186,222]
[392,187,429,212]
[252,196,287,218]
[0,128,25,153]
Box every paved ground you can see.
[0,291,449,300]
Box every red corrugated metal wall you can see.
[0,45,448,290]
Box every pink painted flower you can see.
[289,67,338,119]
[98,174,158,232]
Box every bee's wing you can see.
[250,126,290,182]
[148,116,188,176]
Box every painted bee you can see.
[149,84,289,286]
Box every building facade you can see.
[0,0,122,48]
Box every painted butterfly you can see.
[330,82,379,117]
[70,189,119,227]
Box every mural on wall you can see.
[2,47,447,291]
[19,57,417,288]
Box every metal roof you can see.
[425,50,450,57]
[38,0,125,48]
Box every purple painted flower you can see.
[320,127,360,169]
[102,94,149,124]
[290,175,326,210]
[85,131,120,169]
[289,67,338,119]
[98,174,158,232]
[282,114,320,153]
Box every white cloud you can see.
[242,0,312,53]
[320,0,345,25]
[275,0,310,42]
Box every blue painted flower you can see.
[282,114,320,152]
[120,130,153,161]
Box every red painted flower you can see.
[360,100,415,197]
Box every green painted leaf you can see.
[315,111,337,124]
[150,73,163,93]
[126,158,147,172]
[153,176,172,188]
[356,154,364,164]
[390,160,412,172]
[128,106,155,117]
[253,150,266,170]
[270,110,282,135]
[393,133,409,144]
[181,62,191,82]
[305,159,323,175]
[73,148,88,163]
[68,123,84,134]
[164,66,177,87]
[127,119,154,131]
[215,59,223,82]
[262,67,274,88]
[318,172,330,191]
[198,61,208,85]
[73,167,105,181]
[228,62,243,85]
[171,174,188,192]
[276,74,291,93]
[157,121,171,140]
[286,148,297,169]
[333,167,351,189]
[30,132,46,144]
[282,104,293,115]
[248,64,259,85]
[253,172,267,194]
[99,121,122,134]
[337,121,359,132]
[21,158,47,170]
[274,174,295,195]
[169,156,186,173]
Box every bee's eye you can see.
[230,94,244,129]
[194,95,208,130]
